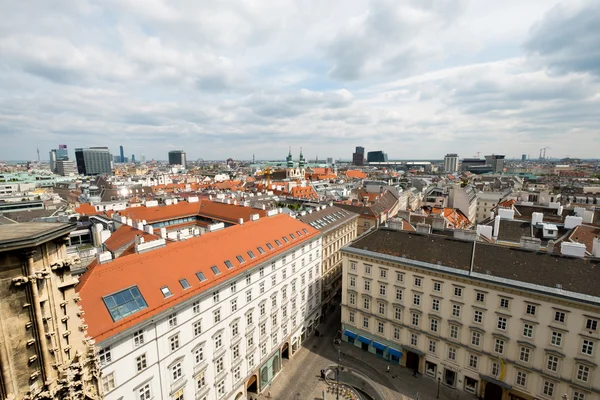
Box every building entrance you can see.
[484,382,503,400]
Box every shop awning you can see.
[344,330,357,339]
[388,347,402,358]
[372,341,386,351]
[358,335,371,345]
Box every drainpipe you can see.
[25,251,53,384]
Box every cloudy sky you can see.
[1,0,599,161]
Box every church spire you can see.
[299,147,306,168]
[286,146,294,168]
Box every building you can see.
[119,146,124,163]
[75,147,113,176]
[131,154,135,163]
[522,154,527,162]
[337,190,400,234]
[352,146,365,166]
[448,184,478,223]
[367,151,388,163]
[485,155,506,173]
[77,214,323,400]
[49,149,57,173]
[444,154,459,173]
[475,191,506,222]
[297,205,359,310]
[461,158,486,172]
[56,159,77,176]
[341,227,600,400]
[0,223,101,399]
[57,144,68,160]
[168,150,187,167]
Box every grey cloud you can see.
[525,1,600,76]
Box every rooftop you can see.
[0,222,74,251]
[77,214,319,342]
[297,205,358,233]
[346,228,600,300]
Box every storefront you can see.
[357,335,371,351]
[343,329,357,344]
[372,341,386,357]
[425,361,437,378]
[259,351,282,391]
[387,347,402,364]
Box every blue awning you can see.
[344,330,357,339]
[372,341,386,351]
[388,347,402,358]
[358,335,371,345]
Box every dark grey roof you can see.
[297,205,358,233]
[346,228,600,299]
[0,222,75,252]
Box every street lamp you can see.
[436,377,441,399]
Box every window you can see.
[272,314,278,327]
[469,354,478,369]
[412,313,420,327]
[547,355,559,372]
[257,246,265,254]
[260,303,266,316]
[516,371,527,387]
[137,383,151,400]
[577,365,590,382]
[378,303,385,315]
[500,298,510,308]
[378,321,384,334]
[247,335,254,348]
[491,362,499,377]
[172,389,184,400]
[260,267,265,277]
[452,304,461,317]
[551,331,562,347]
[365,264,371,274]
[349,311,355,323]
[214,309,221,324]
[410,333,418,346]
[103,286,148,322]
[433,282,441,292]
[215,356,224,374]
[395,288,403,301]
[171,362,183,382]
[246,275,252,285]
[396,272,404,283]
[471,331,481,347]
[180,279,190,289]
[274,239,282,247]
[231,298,237,313]
[234,365,241,381]
[476,292,485,302]
[414,277,422,287]
[194,346,204,364]
[217,380,226,398]
[494,339,505,354]
[193,300,200,314]
[379,284,386,296]
[413,293,421,306]
[429,340,437,354]
[266,243,273,251]
[169,334,180,352]
[211,266,221,275]
[453,287,463,297]
[247,250,256,259]
[214,332,223,349]
[213,291,220,303]
[246,289,252,303]
[543,380,555,397]
[248,353,255,368]
[450,325,459,339]
[196,272,207,282]
[394,308,402,320]
[554,311,566,323]
[474,310,483,324]
[364,280,371,291]
[349,276,356,288]
[380,269,387,278]
[196,371,206,389]
[394,327,400,340]
[231,321,239,337]
[523,323,533,338]
[363,298,370,310]
[581,340,594,356]
[102,372,115,392]
[271,274,277,286]
[99,346,112,366]
[573,392,586,400]
[432,298,440,311]
[261,342,267,357]
[363,317,369,329]
[134,329,144,347]
[497,317,507,330]
[349,293,356,306]
[350,261,357,271]
[586,318,598,331]
[526,304,537,316]
[231,281,237,293]
[448,347,456,360]
[193,320,202,337]
[168,313,177,328]
[430,319,438,333]
[246,311,253,326]
[519,347,530,363]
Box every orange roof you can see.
[430,207,471,227]
[75,203,99,215]
[290,186,319,200]
[196,201,268,224]
[77,214,319,342]
[114,201,201,223]
[103,225,160,253]
[345,170,367,179]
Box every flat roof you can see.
[0,222,75,252]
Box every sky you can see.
[1,0,599,161]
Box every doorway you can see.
[406,351,419,372]
[484,382,503,400]
[282,343,290,360]
[444,369,456,387]
[361,342,369,351]
[247,375,258,398]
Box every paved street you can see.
[260,305,473,400]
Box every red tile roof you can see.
[103,225,160,253]
[77,214,319,342]
[345,170,367,179]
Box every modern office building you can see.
[461,158,486,172]
[169,150,187,167]
[352,147,365,166]
[0,223,101,399]
[485,155,506,173]
[444,154,459,173]
[367,151,388,163]
[55,159,77,176]
[75,147,113,176]
[78,213,323,400]
[341,227,600,400]
[132,154,135,163]
[119,145,125,163]
[522,154,527,162]
[57,144,68,160]
[49,149,57,173]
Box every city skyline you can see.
[1,0,599,160]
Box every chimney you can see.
[136,221,144,231]
[519,236,541,251]
[431,215,445,231]
[238,218,244,225]
[531,212,543,226]
[126,217,133,226]
[159,227,167,238]
[453,229,477,242]
[416,223,431,235]
[547,240,555,254]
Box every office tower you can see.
[57,144,68,160]
[75,147,113,176]
[168,150,187,166]
[444,153,459,172]
[0,223,101,399]
[56,159,77,176]
[352,146,365,166]
[522,154,527,162]
[141,154,146,163]
[485,154,506,173]
[131,154,135,163]
[119,145,124,163]
[366,150,388,163]
[49,149,57,173]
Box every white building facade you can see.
[444,154,459,173]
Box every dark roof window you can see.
[257,247,265,254]
[179,279,190,289]
[102,286,148,322]
[302,228,309,234]
[275,239,282,247]
[290,233,296,239]
[282,236,289,243]
[266,243,274,250]
[248,251,256,259]
[196,272,207,282]
[160,286,172,298]
[211,266,221,275]
[234,256,244,264]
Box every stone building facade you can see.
[0,223,101,400]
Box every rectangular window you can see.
[103,286,148,322]
[137,383,151,400]
[179,279,190,289]
[102,373,115,393]
[543,381,555,397]
[378,321,384,334]
[430,319,438,332]
[469,354,478,369]
[500,298,509,308]
[171,362,182,382]
[410,333,418,346]
[494,339,504,354]
[350,261,357,271]
[474,310,483,324]
[365,264,371,274]
[429,340,437,354]
[551,331,562,346]
[211,266,221,275]
[216,356,224,374]
[413,293,421,306]
[196,272,207,282]
[433,282,441,292]
[246,275,251,285]
[497,317,507,330]
[195,346,204,364]
[396,272,404,282]
[259,282,265,294]
[217,380,226,398]
[363,298,370,310]
[577,364,590,382]
[432,298,440,311]
[448,347,456,360]
[214,309,221,324]
[554,311,566,323]
[453,287,462,297]
[232,321,239,337]
[363,317,369,329]
[394,327,400,340]
[476,292,485,302]
[450,325,459,339]
[349,311,355,323]
[471,331,480,347]
[133,329,144,347]
[412,313,420,327]
[364,280,370,291]
[523,323,533,338]
[526,304,536,315]
[547,355,559,372]
[349,276,356,288]
[395,288,403,301]
[394,308,402,320]
[214,333,223,349]
[414,277,422,287]
[193,320,202,337]
[515,371,527,387]
[573,392,585,400]
[378,303,385,315]
[231,298,238,313]
[193,300,200,314]
[452,304,461,317]
[99,346,112,366]
[586,319,598,331]
[582,340,594,356]
[231,281,237,293]
[349,293,356,306]
[491,363,499,377]
[257,246,265,254]
[168,313,177,328]
[379,284,386,296]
